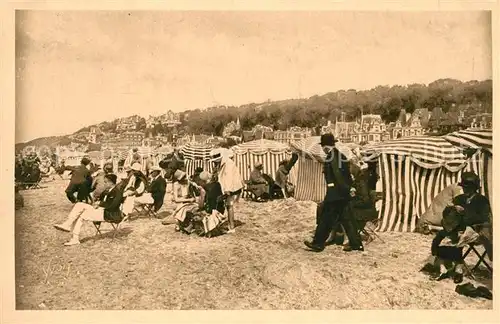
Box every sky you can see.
[15,11,492,143]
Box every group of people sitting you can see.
[15,152,44,188]
[160,147,245,236]
[425,171,493,284]
[246,152,299,201]
[53,146,246,245]
[54,157,167,246]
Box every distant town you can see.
[24,104,489,156]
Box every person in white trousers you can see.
[54,173,124,246]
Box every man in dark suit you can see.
[65,157,93,203]
[134,166,167,212]
[304,134,364,252]
[54,173,124,246]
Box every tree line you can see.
[179,78,492,136]
[73,78,491,138]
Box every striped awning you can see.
[137,146,153,156]
[442,129,492,155]
[232,139,289,154]
[180,142,214,161]
[290,136,357,162]
[117,150,129,160]
[361,136,467,171]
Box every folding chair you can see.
[133,203,159,219]
[460,223,493,277]
[93,205,129,240]
[243,181,258,201]
[359,218,385,245]
[462,243,492,274]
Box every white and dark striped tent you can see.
[289,137,358,202]
[231,139,297,184]
[361,134,490,232]
[179,142,216,176]
[443,129,492,154]
[442,129,493,204]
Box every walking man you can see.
[304,134,364,252]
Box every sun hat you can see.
[150,165,162,172]
[210,148,223,162]
[131,162,142,171]
[255,161,263,168]
[174,169,187,181]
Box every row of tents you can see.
[55,129,493,233]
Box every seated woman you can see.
[122,163,149,216]
[162,170,204,233]
[53,173,124,246]
[248,162,271,201]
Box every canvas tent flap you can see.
[361,136,468,172]
[232,139,297,183]
[443,129,492,154]
[290,136,356,162]
[180,142,213,161]
[232,139,290,155]
[179,142,214,176]
[419,183,463,227]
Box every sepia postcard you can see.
[1,1,499,323]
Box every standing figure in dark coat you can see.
[65,157,93,203]
[304,134,363,252]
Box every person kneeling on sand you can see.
[53,173,124,246]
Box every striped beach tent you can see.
[361,135,487,232]
[231,139,297,185]
[443,129,493,205]
[179,142,216,176]
[289,137,358,202]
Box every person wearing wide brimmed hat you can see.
[248,161,271,202]
[209,147,244,234]
[304,133,363,253]
[64,156,93,204]
[122,162,149,215]
[161,168,203,230]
